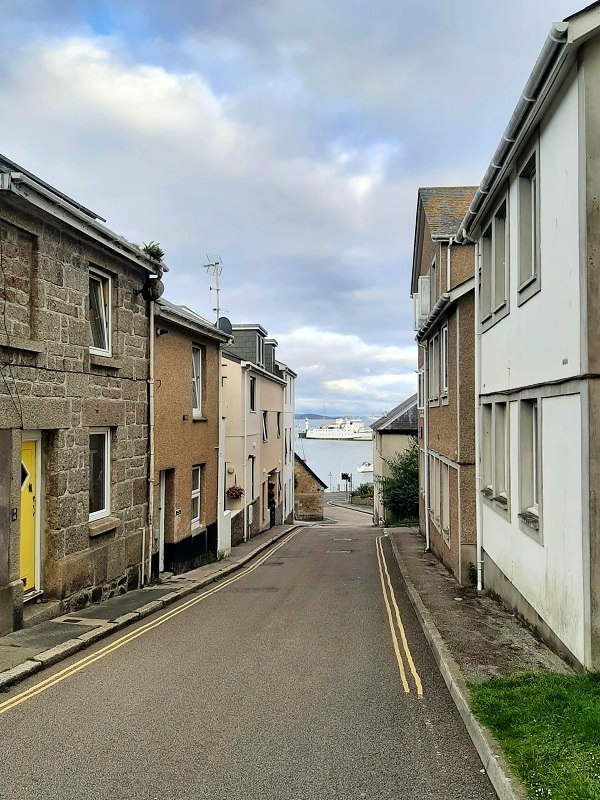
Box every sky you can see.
[0,0,579,415]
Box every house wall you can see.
[480,68,581,394]
[294,460,324,521]
[478,65,588,665]
[154,318,220,572]
[0,199,151,630]
[257,372,284,529]
[482,394,585,664]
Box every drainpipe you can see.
[147,298,156,584]
[217,343,225,554]
[422,341,430,552]
[242,363,249,543]
[474,241,483,591]
[446,237,452,292]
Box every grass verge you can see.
[470,672,600,799]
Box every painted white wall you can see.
[482,394,585,662]
[481,68,581,393]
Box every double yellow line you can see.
[376,535,423,698]
[0,528,302,717]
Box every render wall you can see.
[294,461,324,521]
[154,318,221,569]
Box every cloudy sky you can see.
[0,0,578,415]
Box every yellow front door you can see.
[19,440,36,592]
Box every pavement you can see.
[1,502,574,800]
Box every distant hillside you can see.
[295,413,339,420]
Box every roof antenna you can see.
[203,255,223,325]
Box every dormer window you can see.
[256,336,264,367]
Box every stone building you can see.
[411,187,477,585]
[0,154,165,634]
[294,454,327,521]
[153,300,230,573]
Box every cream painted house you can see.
[222,324,294,544]
[456,3,600,669]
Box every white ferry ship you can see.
[303,417,373,441]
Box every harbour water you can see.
[295,436,374,492]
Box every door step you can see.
[22,599,62,629]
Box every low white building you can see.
[456,3,600,669]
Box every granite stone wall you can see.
[0,199,151,632]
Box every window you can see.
[441,462,450,544]
[256,336,264,367]
[249,376,256,412]
[192,346,202,415]
[481,404,492,495]
[429,454,440,524]
[519,399,540,528]
[262,411,268,441]
[191,465,201,527]
[480,198,508,324]
[284,428,289,463]
[441,325,448,397]
[89,429,110,520]
[276,412,281,438]
[417,367,425,414]
[428,337,439,401]
[518,150,540,303]
[481,400,510,513]
[429,257,436,311]
[89,269,111,356]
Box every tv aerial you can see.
[203,255,225,325]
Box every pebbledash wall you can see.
[0,159,160,633]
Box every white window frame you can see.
[441,461,450,544]
[192,346,202,417]
[89,268,112,357]
[517,146,541,304]
[519,399,541,528]
[262,410,268,441]
[480,196,509,327]
[249,376,256,412]
[256,336,265,367]
[481,400,510,515]
[276,412,281,438]
[440,325,448,397]
[89,428,110,521]
[191,465,201,528]
[417,367,425,414]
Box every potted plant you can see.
[226,484,244,500]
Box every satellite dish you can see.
[218,316,233,335]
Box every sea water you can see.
[295,436,374,492]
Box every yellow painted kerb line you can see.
[376,536,423,698]
[0,528,302,717]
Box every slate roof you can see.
[419,187,477,239]
[294,453,328,489]
[371,394,418,433]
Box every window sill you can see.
[518,274,538,292]
[518,510,539,531]
[192,412,206,422]
[493,494,508,509]
[191,523,206,537]
[90,354,123,370]
[481,487,493,499]
[0,334,44,354]
[89,515,120,537]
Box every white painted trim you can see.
[89,428,111,522]
[88,266,112,358]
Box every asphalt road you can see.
[0,505,496,800]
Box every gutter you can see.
[0,171,168,276]
[456,21,569,243]
[416,278,475,342]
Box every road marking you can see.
[0,529,303,717]
[376,536,423,698]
